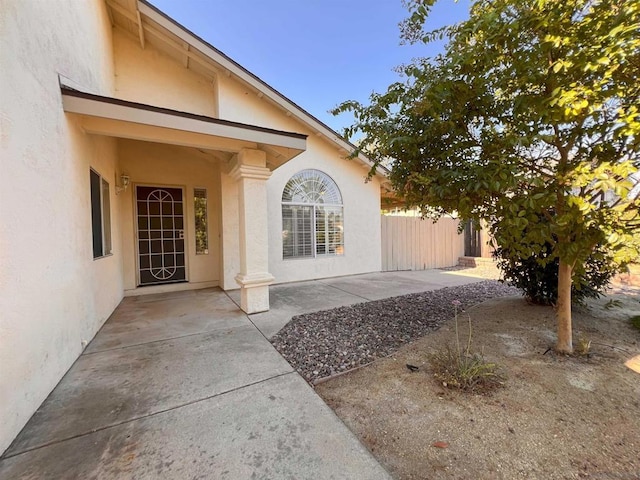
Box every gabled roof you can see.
[104,0,388,180]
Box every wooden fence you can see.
[381,215,466,271]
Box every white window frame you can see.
[282,170,344,259]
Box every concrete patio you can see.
[0,269,487,479]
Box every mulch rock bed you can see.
[271,280,520,384]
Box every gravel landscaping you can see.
[271,280,520,383]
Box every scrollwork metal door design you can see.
[136,186,186,286]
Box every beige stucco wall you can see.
[113,29,217,116]
[217,74,306,134]
[117,140,221,292]
[0,0,383,454]
[0,0,121,454]
[112,27,223,293]
[266,137,383,284]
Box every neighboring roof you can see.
[104,0,389,180]
[60,84,306,165]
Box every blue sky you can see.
[149,0,471,133]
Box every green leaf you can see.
[334,0,640,324]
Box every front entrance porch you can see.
[61,84,307,313]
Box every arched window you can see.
[282,169,344,259]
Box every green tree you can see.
[334,0,640,353]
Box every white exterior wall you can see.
[0,0,121,454]
[117,140,221,292]
[216,76,382,284]
[113,30,217,116]
[267,137,382,283]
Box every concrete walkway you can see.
[0,269,486,479]
[238,269,492,338]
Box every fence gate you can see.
[463,220,482,257]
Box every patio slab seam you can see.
[314,279,374,302]
[81,323,254,356]
[1,370,298,461]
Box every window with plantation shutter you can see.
[282,170,344,259]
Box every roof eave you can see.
[136,0,387,178]
[60,83,306,166]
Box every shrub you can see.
[429,302,504,393]
[430,347,503,392]
[494,241,621,305]
[574,335,592,356]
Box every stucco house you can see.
[1,0,386,453]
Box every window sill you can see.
[283,253,345,261]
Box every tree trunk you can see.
[556,259,573,353]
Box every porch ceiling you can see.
[60,86,307,169]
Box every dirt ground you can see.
[316,285,640,479]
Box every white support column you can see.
[229,148,274,313]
